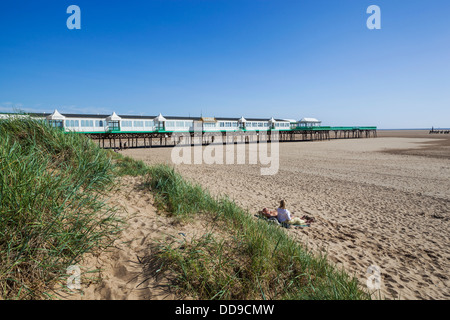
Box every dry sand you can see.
[117,130,450,300]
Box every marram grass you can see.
[0,117,122,299]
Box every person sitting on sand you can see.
[261,207,277,219]
[277,200,305,225]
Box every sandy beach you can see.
[117,130,450,300]
[4,0,450,303]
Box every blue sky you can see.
[0,0,449,128]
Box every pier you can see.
[85,127,378,149]
[0,110,378,149]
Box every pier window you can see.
[122,121,132,127]
[166,121,175,128]
[66,120,79,127]
[133,121,144,127]
[49,120,64,128]
[81,120,94,127]
[95,120,104,127]
[144,121,154,127]
[107,120,120,131]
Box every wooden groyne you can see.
[429,128,450,134]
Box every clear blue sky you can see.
[1,0,449,128]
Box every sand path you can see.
[55,176,198,300]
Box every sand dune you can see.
[55,176,196,300]
[120,133,450,300]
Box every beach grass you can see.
[110,152,151,177]
[0,117,122,299]
[145,164,371,300]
